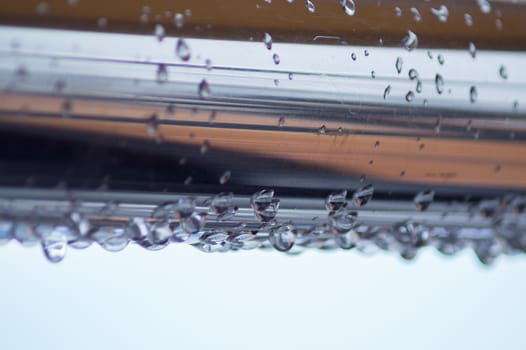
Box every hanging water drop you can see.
[414,190,435,211]
[401,30,418,51]
[408,68,418,80]
[435,74,444,94]
[146,113,158,136]
[201,139,210,154]
[371,70,375,79]
[329,208,358,233]
[176,38,191,61]
[394,6,402,17]
[351,52,357,61]
[269,225,296,252]
[340,0,356,16]
[317,125,326,134]
[431,5,449,23]
[41,227,67,263]
[437,54,445,65]
[406,91,415,102]
[353,184,374,207]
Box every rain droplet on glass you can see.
[406,91,415,102]
[414,190,435,211]
[154,24,165,42]
[198,79,210,98]
[395,56,403,73]
[353,184,374,207]
[431,5,449,23]
[306,0,316,13]
[408,68,418,80]
[263,32,272,50]
[410,8,421,22]
[251,189,280,223]
[435,74,444,94]
[476,0,492,14]
[383,85,391,99]
[340,0,356,16]
[325,190,347,213]
[401,30,418,51]
[470,86,477,103]
[464,13,473,26]
[499,65,508,80]
[176,38,191,61]
[174,13,184,28]
[269,225,296,252]
[273,53,280,65]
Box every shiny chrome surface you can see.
[0,1,525,263]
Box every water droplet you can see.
[174,13,184,28]
[469,42,476,59]
[41,227,68,263]
[263,32,273,50]
[464,13,473,26]
[383,85,391,99]
[181,213,205,234]
[364,50,369,57]
[353,184,374,207]
[269,225,295,252]
[405,91,415,102]
[401,30,418,51]
[146,113,158,136]
[306,0,316,13]
[408,68,418,80]
[476,0,492,14]
[205,58,213,71]
[329,208,358,233]
[36,2,48,15]
[394,6,402,17]
[499,65,508,80]
[97,17,108,28]
[198,80,210,98]
[251,189,280,223]
[288,72,293,80]
[317,125,326,134]
[97,227,129,252]
[340,0,356,16]
[200,139,210,154]
[437,54,445,65]
[326,190,347,212]
[209,192,238,220]
[13,223,38,246]
[395,221,430,247]
[219,170,231,185]
[371,70,376,79]
[414,190,435,211]
[272,53,280,65]
[474,238,500,266]
[351,52,357,61]
[431,5,449,22]
[427,51,433,59]
[416,80,423,93]
[495,18,503,31]
[62,99,72,118]
[470,86,477,103]
[0,220,13,245]
[395,57,403,73]
[156,64,168,83]
[278,116,285,127]
[410,8,421,22]
[154,24,165,42]
[374,140,380,148]
[335,230,358,250]
[176,38,191,61]
[435,74,444,94]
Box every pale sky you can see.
[0,242,524,350]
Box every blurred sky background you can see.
[0,243,524,350]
